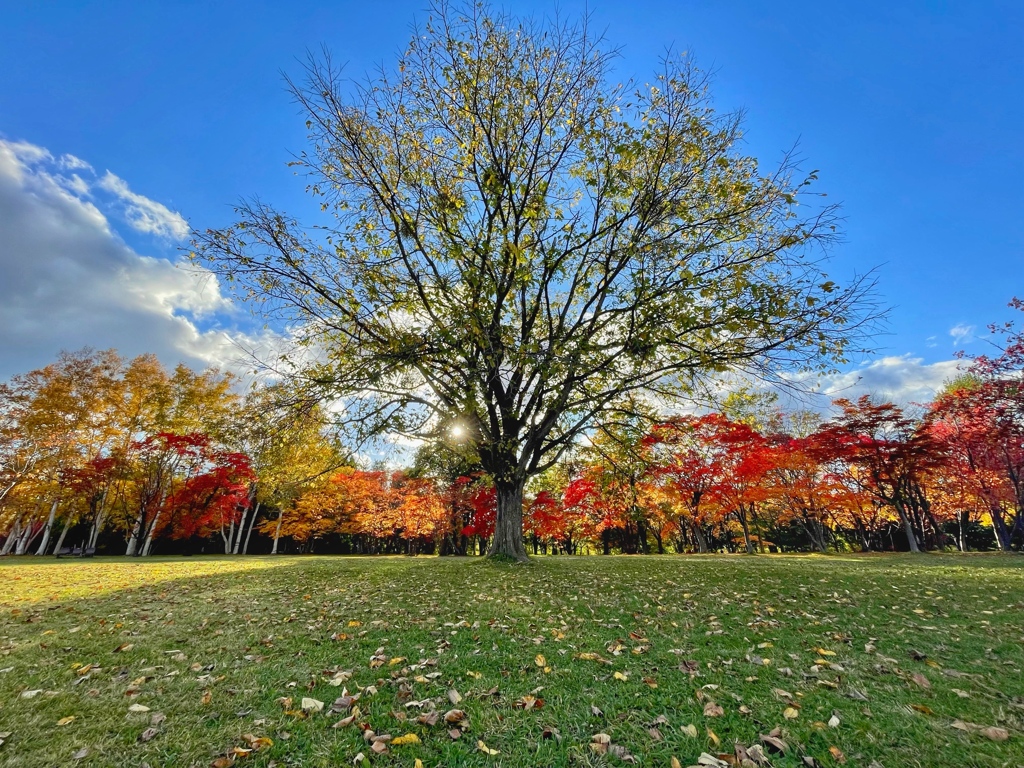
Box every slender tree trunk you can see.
[487,479,528,561]
[242,502,260,554]
[990,505,1013,552]
[1,516,23,556]
[737,508,754,554]
[88,488,110,550]
[894,500,922,553]
[125,511,144,556]
[271,508,284,554]
[35,499,60,555]
[15,522,37,555]
[141,510,162,556]
[53,514,73,555]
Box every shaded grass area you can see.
[0,554,1022,767]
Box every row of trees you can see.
[2,325,1023,557]
[0,349,342,557]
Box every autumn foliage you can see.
[6,300,1024,555]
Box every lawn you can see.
[0,554,1022,768]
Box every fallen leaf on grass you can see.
[760,734,788,754]
[829,746,847,764]
[515,695,544,710]
[128,704,150,713]
[477,740,500,755]
[301,697,324,713]
[444,709,467,725]
[57,716,75,726]
[703,702,724,717]
[139,727,158,742]
[415,711,438,726]
[448,689,462,705]
[911,673,931,689]
[681,723,698,738]
[613,671,629,681]
[980,726,1009,741]
[72,748,88,760]
[391,733,421,746]
[783,707,799,719]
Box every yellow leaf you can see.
[415,761,424,768]
[784,707,799,719]
[391,733,421,746]
[477,740,500,755]
[707,728,720,746]
[535,654,546,667]
[816,648,836,656]
[57,716,75,726]
[613,671,629,681]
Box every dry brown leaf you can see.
[829,746,847,764]
[980,726,1009,742]
[911,672,931,689]
[703,702,724,717]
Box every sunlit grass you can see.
[0,553,1021,767]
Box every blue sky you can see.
[1,1,1021,403]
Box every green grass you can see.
[0,554,1022,768]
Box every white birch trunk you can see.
[242,502,261,555]
[34,499,59,555]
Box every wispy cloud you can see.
[96,170,189,240]
[949,323,975,346]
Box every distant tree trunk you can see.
[242,502,260,554]
[737,508,754,554]
[53,514,74,555]
[486,479,528,561]
[125,514,144,556]
[87,489,109,550]
[271,508,284,554]
[1,516,23,556]
[990,505,1013,552]
[894,500,922,553]
[140,510,162,556]
[35,499,60,555]
[691,520,709,554]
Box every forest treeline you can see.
[2,329,1024,557]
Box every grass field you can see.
[0,554,1022,768]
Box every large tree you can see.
[194,2,876,559]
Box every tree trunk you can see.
[1,515,23,555]
[141,510,162,557]
[53,514,74,555]
[125,511,145,556]
[990,505,1013,552]
[35,499,60,555]
[271,508,284,554]
[15,522,37,555]
[486,479,528,561]
[737,509,754,554]
[242,502,260,554]
[691,520,709,553]
[894,501,922,553]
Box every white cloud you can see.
[96,170,190,240]
[812,354,963,407]
[949,323,975,346]
[0,138,248,379]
